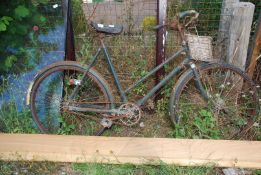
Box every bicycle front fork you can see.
[190,63,209,100]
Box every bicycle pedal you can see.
[100,118,113,128]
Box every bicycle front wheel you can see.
[170,63,260,140]
[30,61,114,135]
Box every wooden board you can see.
[1,134,261,169]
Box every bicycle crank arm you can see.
[96,127,108,136]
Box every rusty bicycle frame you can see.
[67,33,208,114]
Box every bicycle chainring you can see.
[118,103,141,126]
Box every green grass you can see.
[0,101,38,134]
[0,99,257,175]
[2,161,261,175]
[73,163,215,175]
[0,161,215,175]
[0,161,65,175]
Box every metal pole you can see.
[155,0,167,101]
[65,0,76,61]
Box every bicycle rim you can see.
[31,64,113,135]
[170,63,260,140]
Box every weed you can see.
[77,38,92,62]
[0,101,38,133]
[57,117,76,135]
[156,98,168,117]
[131,59,149,96]
[73,162,214,175]
[0,161,67,175]
[255,170,261,175]
[193,110,221,139]
[172,123,186,138]
[155,79,175,117]
[72,0,88,35]
[142,16,157,32]
[171,109,221,139]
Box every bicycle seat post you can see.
[98,33,106,47]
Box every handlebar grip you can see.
[179,10,199,19]
[153,24,165,30]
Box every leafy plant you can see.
[142,16,157,31]
[57,117,76,135]
[14,5,30,20]
[131,59,149,96]
[156,98,168,117]
[0,0,61,74]
[171,109,221,139]
[0,16,13,32]
[0,101,38,133]
[193,110,221,139]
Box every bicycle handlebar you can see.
[153,10,199,31]
[179,10,199,19]
[178,10,199,28]
[153,24,165,30]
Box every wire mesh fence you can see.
[77,0,260,58]
[75,1,155,97]
[73,0,261,92]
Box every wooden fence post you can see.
[218,0,238,61]
[247,13,261,78]
[227,2,255,70]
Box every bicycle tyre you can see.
[29,61,114,135]
[169,62,260,140]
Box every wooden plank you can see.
[247,13,261,78]
[1,134,261,169]
[227,2,255,70]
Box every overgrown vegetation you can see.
[0,0,61,74]
[0,161,217,175]
[0,101,38,133]
[1,160,261,174]
[0,0,261,174]
[73,162,215,175]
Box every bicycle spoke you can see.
[170,63,259,140]
[31,64,112,135]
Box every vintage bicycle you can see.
[26,10,260,138]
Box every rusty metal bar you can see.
[155,0,167,100]
[65,0,76,61]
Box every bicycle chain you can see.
[66,110,128,127]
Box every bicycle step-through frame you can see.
[66,33,207,114]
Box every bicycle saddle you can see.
[90,21,123,35]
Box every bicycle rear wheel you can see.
[30,61,113,135]
[170,63,260,140]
